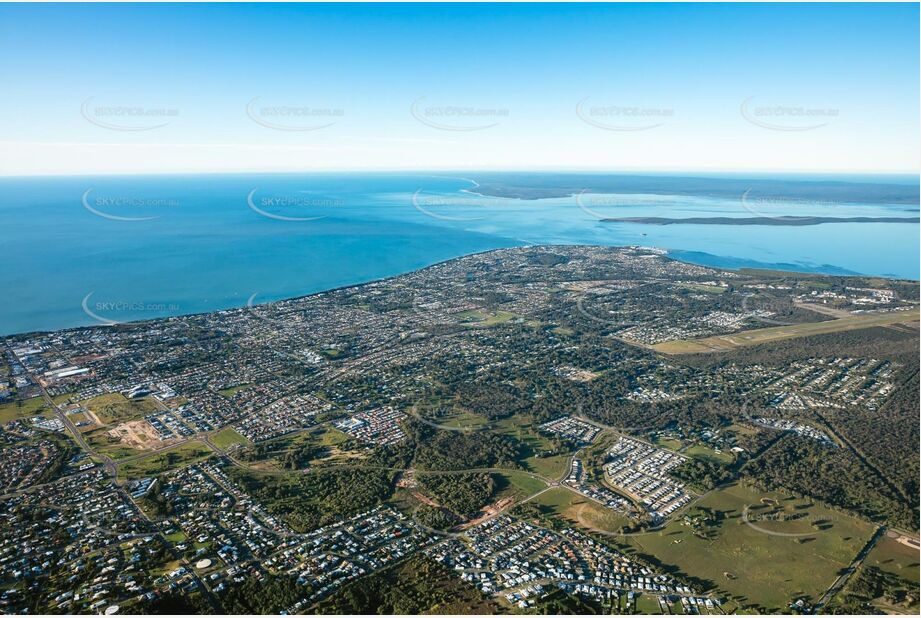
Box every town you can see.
[0,245,917,614]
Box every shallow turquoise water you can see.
[0,173,917,335]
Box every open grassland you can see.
[236,425,360,471]
[865,532,920,584]
[84,427,146,460]
[424,406,492,431]
[455,309,520,327]
[652,436,734,465]
[82,392,160,425]
[0,396,52,423]
[523,453,572,479]
[620,482,876,612]
[308,424,353,451]
[652,436,683,451]
[527,486,632,532]
[118,440,213,479]
[528,486,584,511]
[217,383,253,398]
[210,426,249,450]
[676,282,727,294]
[652,309,920,354]
[524,486,635,536]
[494,469,548,499]
[492,414,574,479]
[569,500,635,534]
[685,444,734,465]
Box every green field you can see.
[217,383,252,398]
[652,436,683,451]
[454,309,519,327]
[677,283,727,294]
[118,440,214,479]
[210,426,249,450]
[494,469,548,499]
[84,427,146,460]
[864,533,920,583]
[685,444,734,465]
[839,532,921,614]
[526,486,634,534]
[316,425,352,447]
[651,308,920,354]
[416,406,492,431]
[621,482,876,612]
[523,453,572,479]
[238,425,358,470]
[634,594,663,614]
[491,414,574,479]
[0,396,52,423]
[83,393,160,425]
[569,499,635,534]
[528,486,583,510]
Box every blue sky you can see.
[0,2,918,175]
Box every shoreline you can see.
[602,215,921,226]
[3,243,918,340]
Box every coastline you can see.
[602,216,921,226]
[3,173,918,336]
[4,243,917,340]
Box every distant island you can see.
[602,215,921,226]
[465,172,920,204]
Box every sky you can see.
[0,2,918,176]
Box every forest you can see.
[227,467,396,532]
[743,434,917,530]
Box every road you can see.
[816,525,886,609]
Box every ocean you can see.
[1,172,917,335]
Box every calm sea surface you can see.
[1,172,918,335]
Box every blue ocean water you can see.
[0,172,917,335]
